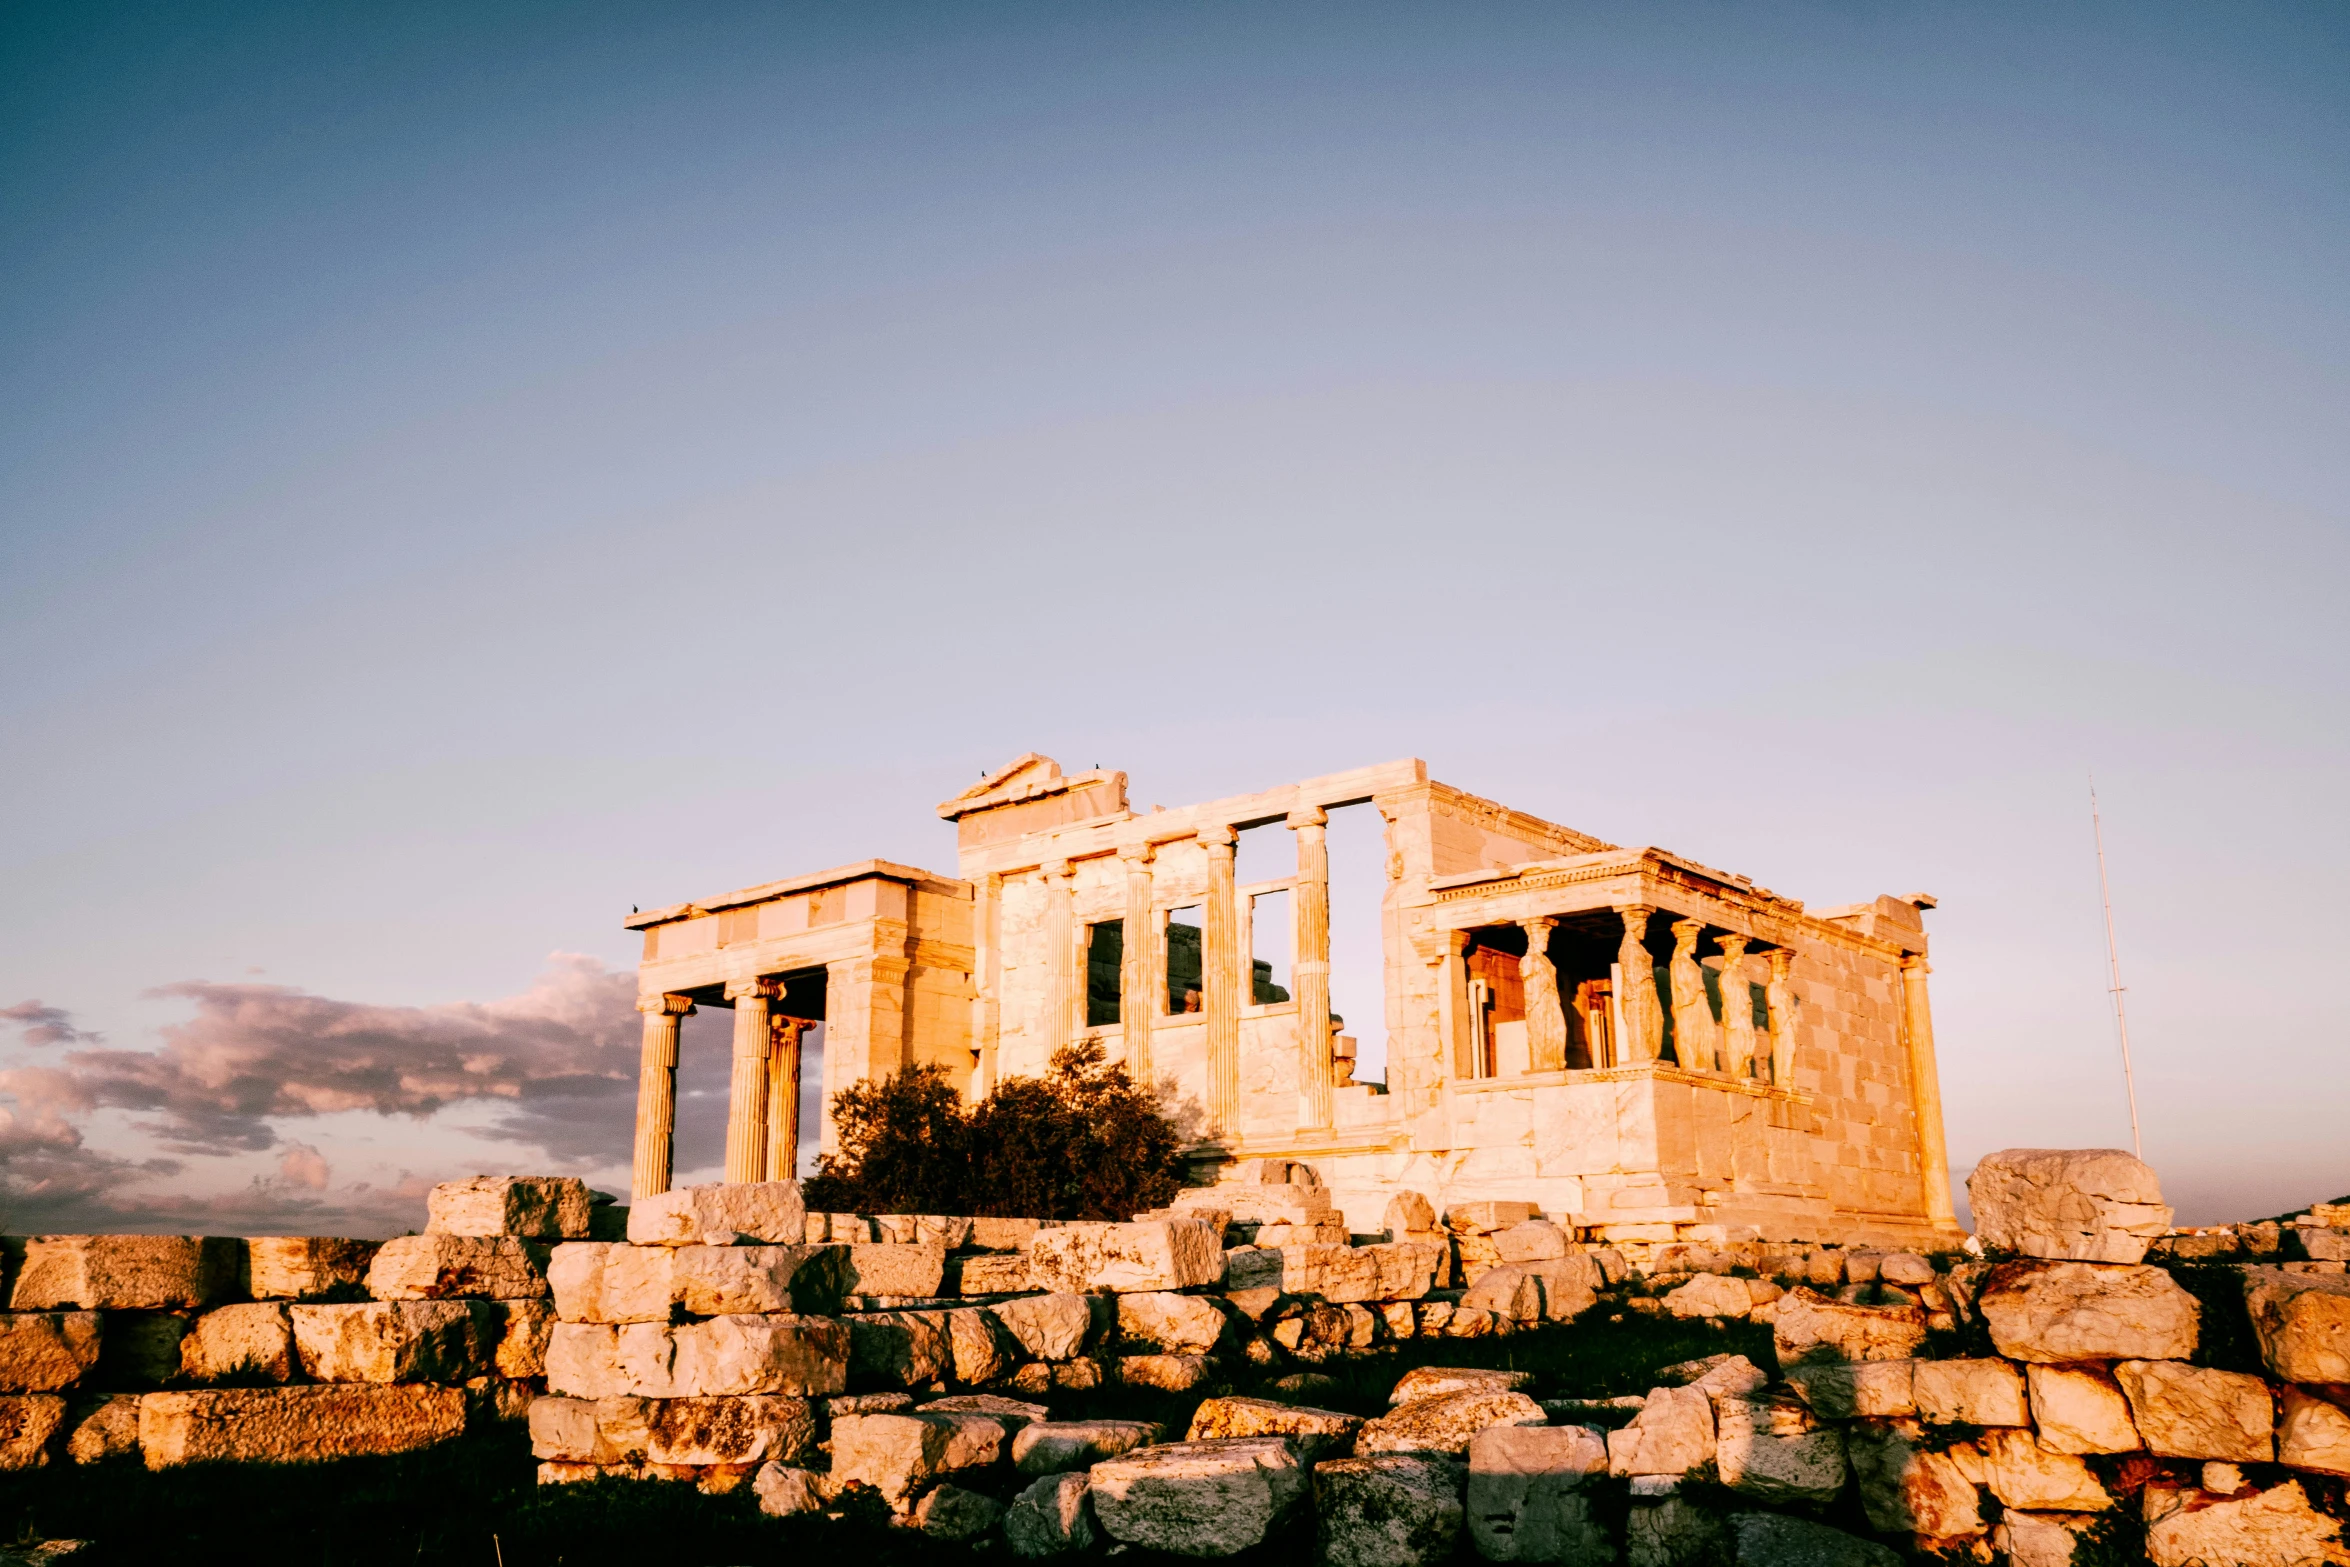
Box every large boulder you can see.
[138,1386,465,1466]
[1976,1427,2111,1512]
[2241,1266,2350,1384]
[1846,1418,1984,1541]
[0,1313,101,1392]
[992,1293,1094,1361]
[1772,1289,1927,1364]
[1005,1471,1097,1558]
[365,1236,547,1301]
[1360,1389,1546,1457]
[426,1176,594,1239]
[1977,1260,2199,1362]
[1088,1437,1310,1556]
[1727,1513,1903,1567]
[1316,1453,1465,1567]
[626,1182,807,1247]
[10,1236,238,1311]
[2024,1364,2140,1453]
[1607,1385,1715,1479]
[1713,1388,1846,1504]
[2279,1387,2350,1478]
[2142,1478,2350,1567]
[1119,1292,1227,1354]
[1465,1423,1609,1562]
[1967,1148,2172,1263]
[2114,1360,2275,1462]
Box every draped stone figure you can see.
[1518,917,1569,1073]
[1766,947,1797,1087]
[1716,934,1757,1080]
[1668,919,1720,1071]
[1615,907,1664,1063]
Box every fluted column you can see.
[723,976,777,1184]
[1717,934,1757,1079]
[631,993,694,1199]
[1041,860,1074,1057]
[765,1014,802,1182]
[1765,949,1797,1087]
[1518,917,1569,1073]
[1668,919,1720,1071]
[1289,807,1333,1131]
[1901,956,1957,1228]
[1200,828,1240,1135]
[1120,844,1156,1086]
[1615,907,1664,1063]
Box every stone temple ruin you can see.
[626,755,1961,1248]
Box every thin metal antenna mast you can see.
[2089,775,2143,1159]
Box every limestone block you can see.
[992,1293,1093,1361]
[1381,1302,1415,1339]
[1360,1242,1443,1301]
[1846,1419,1984,1540]
[139,1385,465,1466]
[1005,1471,1097,1557]
[1521,1256,1600,1322]
[942,1306,1019,1384]
[1392,1366,1534,1405]
[1976,1427,2111,1511]
[1118,1291,1226,1354]
[652,1314,850,1397]
[971,1216,1042,1252]
[1627,1496,1726,1567]
[2142,1478,2350,1567]
[1014,1418,1161,1473]
[848,1311,951,1386]
[1713,1389,1845,1504]
[1726,1513,1903,1567]
[1025,1220,1219,1293]
[98,1311,188,1388]
[1447,1202,1537,1235]
[544,1323,624,1398]
[1465,1423,1609,1563]
[548,1242,655,1323]
[243,1238,380,1301]
[1023,1224,1108,1294]
[1317,1452,1465,1567]
[1383,1192,1436,1236]
[955,1254,1032,1295]
[1968,1147,2172,1263]
[9,1236,237,1311]
[1461,1265,1543,1322]
[427,1176,594,1240]
[290,1301,494,1383]
[1992,1511,2100,1567]
[1785,1360,1916,1420]
[1492,1222,1571,1264]
[753,1461,823,1516]
[1088,1436,1309,1555]
[1221,1247,1283,1292]
[1360,1388,1545,1458]
[1204,1187,1332,1227]
[0,1395,66,1469]
[916,1482,1006,1541]
[1664,1274,1752,1320]
[1185,1396,1359,1458]
[2025,1364,2140,1453]
[179,1303,294,1382]
[1977,1260,2199,1363]
[2241,1266,2350,1383]
[643,1395,815,1466]
[464,1375,534,1424]
[1911,1358,2027,1428]
[2115,1359,2274,1462]
[1115,1353,1208,1391]
[676,1245,846,1317]
[65,1393,140,1463]
[844,1243,946,1299]
[828,1412,956,1505]
[1681,1354,1769,1399]
[2304,1228,2350,1263]
[1877,1252,1937,1286]
[1772,1288,1927,1364]
[0,1313,101,1391]
[365,1235,547,1301]
[494,1299,554,1379]
[1607,1386,1715,1479]
[528,1395,617,1462]
[2279,1387,2350,1477]
[626,1182,807,1247]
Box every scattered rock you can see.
[2143,1477,2350,1567]
[915,1482,1007,1541]
[626,1182,808,1247]
[1088,1437,1310,1555]
[1006,1471,1097,1557]
[2241,1266,2350,1384]
[1119,1291,1227,1353]
[752,1461,822,1516]
[2279,1386,2350,1477]
[1186,1396,1359,1459]
[1014,1418,1161,1474]
[1976,1427,2111,1511]
[0,1314,101,1393]
[1607,1386,1715,1478]
[1713,1389,1846,1504]
[1772,1288,1927,1364]
[1626,1495,1726,1567]
[426,1177,593,1240]
[2114,1359,2275,1462]
[1846,1418,1983,1540]
[1361,1388,1546,1456]
[1492,1222,1571,1263]
[1991,1510,2101,1567]
[1114,1353,1209,1391]
[1316,1452,1465,1567]
[2024,1364,2140,1453]
[1390,1366,1533,1405]
[1967,1147,2172,1263]
[1785,1360,1915,1420]
[1664,1274,1753,1320]
[1911,1358,2027,1427]
[992,1293,1095,1361]
[1977,1260,2199,1363]
[1466,1423,1609,1562]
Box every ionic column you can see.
[631,993,694,1199]
[1291,808,1334,1130]
[1440,930,1476,1078]
[723,977,777,1184]
[1042,860,1074,1056]
[1119,844,1156,1085]
[1518,917,1569,1073]
[1199,828,1241,1134]
[1717,934,1757,1079]
[973,872,1003,1097]
[1901,956,1958,1228]
[1668,919,1720,1071]
[765,1015,802,1182]
[1615,907,1665,1063]
[1765,949,1797,1087]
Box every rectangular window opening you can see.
[1164,905,1204,1015]
[1084,920,1123,1029]
[1249,889,1292,1004]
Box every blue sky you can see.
[2,2,2344,1233]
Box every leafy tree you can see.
[802,1041,1186,1220]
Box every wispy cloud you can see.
[0,1001,102,1048]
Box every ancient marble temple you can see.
[625,756,1961,1247]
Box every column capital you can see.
[637,993,695,1017]
[1286,806,1328,830]
[1901,954,1931,974]
[1042,858,1072,880]
[1669,917,1705,943]
[1119,841,1157,866]
[1717,932,1749,957]
[724,976,781,1003]
[1519,915,1558,939]
[1614,903,1654,927]
[1196,824,1235,851]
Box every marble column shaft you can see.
[1120,846,1155,1085]
[1290,809,1333,1130]
[1043,861,1074,1058]
[1200,829,1240,1135]
[723,977,776,1184]
[1901,956,1958,1227]
[765,1017,801,1182]
[1518,916,1569,1073]
[632,993,694,1200]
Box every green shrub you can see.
[803,1041,1185,1220]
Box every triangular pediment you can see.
[938,753,1067,818]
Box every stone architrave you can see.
[1517,918,1569,1074]
[1967,1149,2173,1263]
[1615,907,1664,1063]
[1765,948,1796,1086]
[1716,934,1758,1079]
[1666,919,1719,1070]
